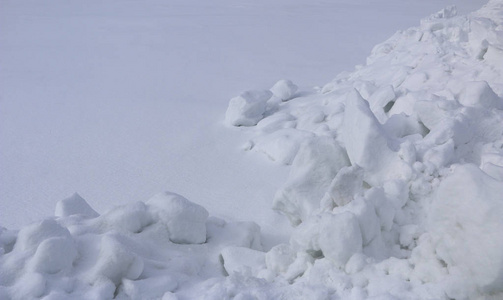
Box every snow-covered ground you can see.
[1,0,502,299]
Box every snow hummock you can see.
[1,1,503,299]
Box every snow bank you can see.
[221,1,503,299]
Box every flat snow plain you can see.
[1,0,501,299]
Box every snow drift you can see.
[1,1,503,299]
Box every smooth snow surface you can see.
[1,0,502,299]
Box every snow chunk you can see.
[147,192,209,244]
[220,246,265,276]
[270,79,298,101]
[342,90,411,186]
[120,276,178,299]
[252,128,314,165]
[225,90,272,126]
[265,243,296,274]
[368,85,396,123]
[430,164,503,294]
[100,201,152,233]
[15,219,72,252]
[88,234,144,285]
[318,212,363,267]
[458,81,503,109]
[273,136,350,225]
[55,193,99,218]
[30,236,77,274]
[323,165,364,208]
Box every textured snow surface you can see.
[1,1,503,299]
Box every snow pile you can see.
[0,192,262,299]
[222,1,503,299]
[1,1,503,299]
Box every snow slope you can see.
[2,1,503,299]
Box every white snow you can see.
[1,0,502,299]
[225,90,272,126]
[270,79,298,102]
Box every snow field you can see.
[1,1,502,299]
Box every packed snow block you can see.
[101,201,152,233]
[273,136,350,225]
[220,246,265,276]
[368,85,396,123]
[458,81,503,110]
[265,243,296,274]
[430,164,503,294]
[335,196,380,247]
[318,212,363,267]
[383,113,426,139]
[147,192,209,244]
[481,153,503,180]
[414,100,452,131]
[88,235,144,286]
[30,236,77,274]
[323,165,364,208]
[270,79,298,101]
[225,90,272,126]
[55,193,99,218]
[207,219,262,250]
[252,128,314,165]
[120,276,178,299]
[15,219,72,252]
[342,90,411,186]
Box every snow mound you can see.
[222,1,503,299]
[0,193,263,299]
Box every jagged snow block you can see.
[55,193,99,218]
[225,90,272,126]
[15,219,72,252]
[30,236,77,274]
[270,79,298,101]
[252,128,315,165]
[430,164,503,294]
[88,235,144,285]
[368,85,396,123]
[120,276,178,299]
[265,243,296,274]
[324,165,364,207]
[342,90,410,186]
[273,136,350,225]
[220,246,265,276]
[458,81,503,110]
[101,201,152,233]
[147,192,209,244]
[318,212,363,267]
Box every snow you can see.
[1,0,502,299]
[270,80,298,102]
[225,90,272,126]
